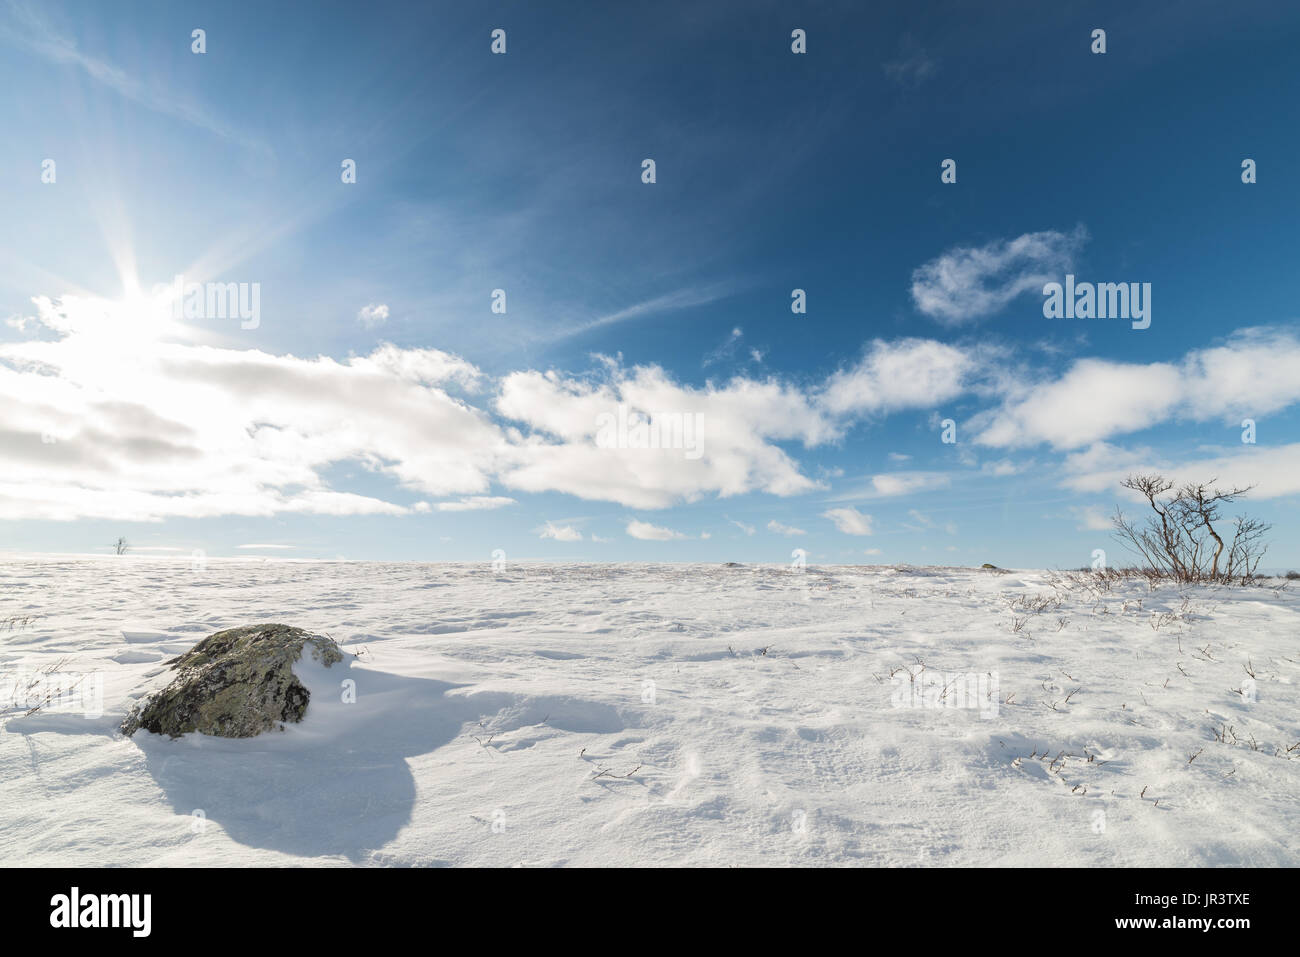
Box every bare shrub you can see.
[1112,475,1270,583]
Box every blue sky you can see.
[2,0,1299,567]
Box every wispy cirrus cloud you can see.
[829,471,954,501]
[435,496,516,512]
[903,509,956,536]
[553,282,738,341]
[911,227,1087,325]
[0,1,270,157]
[883,38,938,87]
[767,519,806,536]
[703,327,745,368]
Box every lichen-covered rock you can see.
[120,624,343,739]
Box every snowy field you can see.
[1,559,1297,867]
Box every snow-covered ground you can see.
[2,559,1297,867]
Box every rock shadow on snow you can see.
[129,653,530,861]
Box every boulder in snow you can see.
[120,624,343,739]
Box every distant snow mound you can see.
[120,624,343,739]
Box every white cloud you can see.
[911,227,1087,325]
[820,338,981,416]
[495,361,835,509]
[1057,442,1153,493]
[767,519,806,536]
[976,328,1300,450]
[1180,328,1300,420]
[8,293,842,520]
[10,289,1299,536]
[1068,505,1113,532]
[703,326,744,367]
[979,458,1025,477]
[0,295,504,521]
[0,293,1001,522]
[350,342,483,391]
[975,359,1182,449]
[235,543,297,550]
[538,521,583,542]
[834,471,953,500]
[729,518,756,535]
[1061,441,1300,502]
[822,506,873,535]
[626,519,687,541]
[883,43,937,87]
[434,496,516,512]
[357,303,390,328]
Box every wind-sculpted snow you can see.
[1,560,1296,866]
